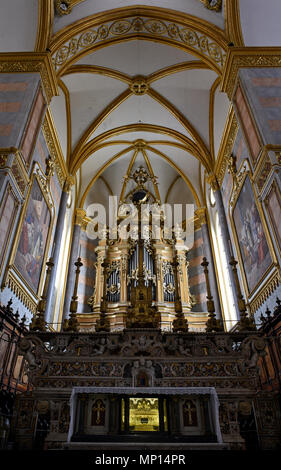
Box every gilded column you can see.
[62,208,86,321]
[195,207,222,320]
[45,176,74,324]
[174,237,192,312]
[92,243,107,312]
[120,250,129,303]
[154,250,164,304]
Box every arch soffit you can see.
[50,6,228,76]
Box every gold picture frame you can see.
[0,182,19,278]
[233,83,262,168]
[264,179,281,257]
[229,164,276,299]
[3,163,54,302]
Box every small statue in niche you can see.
[136,371,149,386]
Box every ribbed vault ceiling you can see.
[1,1,279,209]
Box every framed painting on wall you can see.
[234,84,261,167]
[12,172,53,296]
[0,182,19,277]
[264,180,281,255]
[232,174,273,296]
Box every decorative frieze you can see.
[52,15,226,74]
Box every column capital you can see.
[206,173,219,191]
[0,52,58,104]
[75,208,86,226]
[195,207,207,226]
[63,174,75,193]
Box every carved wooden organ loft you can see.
[77,165,198,333]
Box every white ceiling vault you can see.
[1,1,279,211]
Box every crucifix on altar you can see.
[183,399,198,427]
[91,399,106,426]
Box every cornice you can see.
[0,52,58,104]
[221,47,281,100]
[195,207,207,226]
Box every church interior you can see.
[0,0,281,453]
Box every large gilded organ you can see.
[81,166,199,332]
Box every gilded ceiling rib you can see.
[198,162,207,207]
[147,87,212,171]
[35,0,53,52]
[165,175,181,203]
[147,61,210,84]
[99,175,113,196]
[63,64,131,85]
[144,144,201,207]
[58,78,72,167]
[64,60,214,170]
[142,148,161,203]
[79,145,136,207]
[70,88,133,172]
[51,6,227,46]
[77,124,206,171]
[79,143,201,209]
[224,0,244,46]
[70,83,212,173]
[119,148,139,202]
[209,77,221,164]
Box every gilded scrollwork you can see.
[52,16,226,73]
[229,161,249,208]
